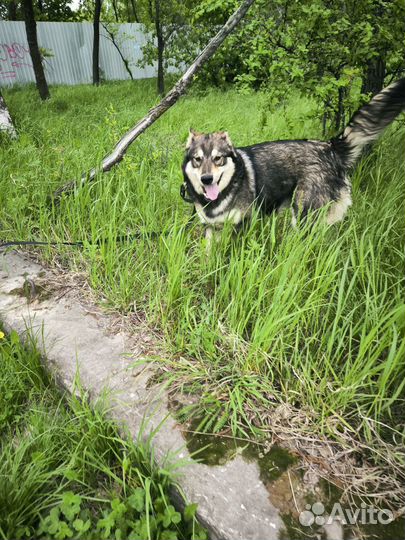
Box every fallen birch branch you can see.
[52,0,255,201]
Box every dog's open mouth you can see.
[203,174,222,201]
[204,183,220,201]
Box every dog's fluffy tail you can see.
[338,78,405,166]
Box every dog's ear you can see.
[219,131,232,146]
[219,131,237,157]
[186,128,199,149]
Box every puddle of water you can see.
[280,513,321,540]
[183,418,295,481]
[181,418,404,540]
[243,441,297,483]
[360,518,405,540]
[184,425,242,466]
[8,281,52,303]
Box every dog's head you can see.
[183,130,237,202]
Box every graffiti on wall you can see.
[0,21,157,87]
[0,42,32,79]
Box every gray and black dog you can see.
[182,78,405,243]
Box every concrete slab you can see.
[0,250,283,540]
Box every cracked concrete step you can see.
[0,251,283,540]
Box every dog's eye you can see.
[213,155,224,166]
[192,156,202,167]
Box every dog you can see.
[182,78,405,243]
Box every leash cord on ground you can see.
[1,185,196,250]
[0,233,159,249]
[1,200,196,249]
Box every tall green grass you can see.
[1,81,404,464]
[0,330,205,539]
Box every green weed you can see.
[0,330,206,540]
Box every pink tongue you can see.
[204,183,219,201]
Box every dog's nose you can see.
[201,174,213,185]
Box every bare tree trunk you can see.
[361,2,386,97]
[8,0,17,20]
[361,57,386,96]
[335,86,345,132]
[22,0,50,100]
[111,0,119,22]
[154,0,164,95]
[322,107,328,138]
[92,0,102,85]
[0,90,17,139]
[130,0,140,23]
[147,0,153,21]
[52,0,255,201]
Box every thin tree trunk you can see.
[361,1,385,97]
[22,0,50,100]
[361,57,386,96]
[155,0,164,95]
[147,0,153,21]
[111,0,119,22]
[130,0,140,23]
[335,86,345,132]
[102,23,134,80]
[322,108,327,138]
[0,90,17,139]
[8,0,17,20]
[92,0,102,85]
[52,0,255,201]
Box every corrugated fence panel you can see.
[0,21,157,87]
[0,21,34,85]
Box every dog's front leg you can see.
[205,226,222,253]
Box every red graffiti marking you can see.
[11,61,33,68]
[0,71,16,79]
[0,42,32,78]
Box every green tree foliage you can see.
[137,0,405,132]
[1,0,403,130]
[74,0,141,23]
[0,0,77,21]
[225,0,405,131]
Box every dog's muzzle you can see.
[201,174,214,185]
